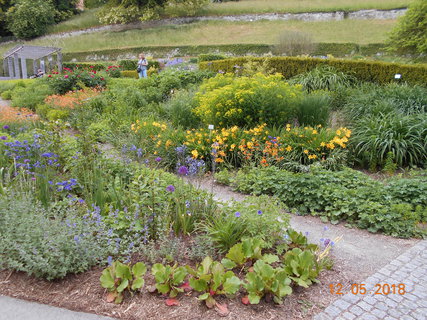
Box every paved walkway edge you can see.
[314,240,427,320]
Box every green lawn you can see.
[201,0,412,15]
[46,8,103,34]
[0,19,397,56]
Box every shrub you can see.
[0,193,112,280]
[290,65,357,93]
[1,90,12,100]
[6,0,55,39]
[117,59,160,71]
[11,82,54,111]
[194,73,302,127]
[87,119,112,142]
[198,53,227,62]
[350,113,427,168]
[46,109,70,121]
[62,62,107,72]
[46,68,106,95]
[274,30,316,56]
[344,83,427,120]
[295,93,331,127]
[161,87,201,128]
[121,70,139,78]
[200,57,427,86]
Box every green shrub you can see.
[0,79,34,93]
[385,176,427,207]
[161,87,201,128]
[121,70,139,78]
[6,0,55,39]
[295,92,331,127]
[87,119,112,142]
[84,0,108,9]
[198,53,227,62]
[117,59,160,71]
[290,65,357,93]
[46,109,70,121]
[11,82,53,111]
[63,62,108,72]
[1,90,12,100]
[0,192,112,280]
[200,57,427,86]
[194,73,302,127]
[344,83,427,120]
[350,113,427,168]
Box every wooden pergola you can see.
[2,45,62,79]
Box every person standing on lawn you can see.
[137,53,148,78]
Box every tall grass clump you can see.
[274,30,317,56]
[295,93,331,127]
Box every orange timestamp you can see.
[329,283,406,295]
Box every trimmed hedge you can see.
[199,57,427,86]
[62,43,389,62]
[117,59,160,71]
[63,62,109,71]
[121,70,138,79]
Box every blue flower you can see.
[235,211,241,218]
[178,165,189,176]
[257,210,262,215]
[3,125,9,130]
[155,157,162,162]
[107,256,113,266]
[166,185,175,192]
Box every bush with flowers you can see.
[46,66,106,95]
[194,73,303,127]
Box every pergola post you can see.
[33,59,38,76]
[3,59,7,77]
[57,51,63,73]
[47,54,53,73]
[13,53,20,79]
[21,57,28,79]
[40,59,46,73]
[7,57,14,78]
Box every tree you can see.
[6,0,55,39]
[387,0,427,55]
[0,0,12,37]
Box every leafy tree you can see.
[6,0,55,39]
[387,0,427,54]
[0,0,12,37]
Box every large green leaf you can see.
[100,268,115,289]
[262,254,279,264]
[221,258,237,270]
[132,262,147,278]
[117,279,129,293]
[201,256,213,274]
[248,293,261,304]
[198,292,209,300]
[226,243,245,265]
[156,283,171,294]
[223,276,241,294]
[189,278,208,292]
[131,277,145,290]
[172,267,188,285]
[116,262,132,280]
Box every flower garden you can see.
[0,58,426,318]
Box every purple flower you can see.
[3,125,9,130]
[257,210,262,215]
[166,185,175,192]
[107,256,113,266]
[0,136,7,140]
[235,211,241,218]
[178,165,188,176]
[155,157,162,162]
[323,226,329,231]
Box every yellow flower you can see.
[308,154,318,160]
[303,149,309,154]
[320,142,326,147]
[286,145,292,152]
[191,149,199,158]
[215,158,224,163]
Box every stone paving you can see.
[314,240,427,320]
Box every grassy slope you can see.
[46,8,103,34]
[0,19,396,55]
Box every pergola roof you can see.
[3,45,61,60]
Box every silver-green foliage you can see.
[0,193,111,280]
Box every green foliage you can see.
[344,83,427,119]
[221,238,266,269]
[387,0,427,54]
[0,192,112,280]
[187,256,241,308]
[63,62,108,71]
[6,0,55,39]
[121,70,139,79]
[117,59,160,71]
[46,109,70,121]
[244,260,292,305]
[84,0,108,8]
[87,119,112,142]
[1,89,12,100]
[160,87,201,128]
[290,65,357,93]
[225,166,426,238]
[46,69,106,95]
[383,152,397,175]
[10,81,54,111]
[194,73,302,127]
[200,57,427,86]
[151,263,188,297]
[198,53,227,62]
[100,261,147,303]
[202,195,289,252]
[283,248,320,288]
[350,113,427,168]
[295,92,331,127]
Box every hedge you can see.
[62,43,388,62]
[121,70,138,79]
[199,57,427,86]
[63,62,109,71]
[117,59,160,71]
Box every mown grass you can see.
[46,8,103,34]
[201,0,412,15]
[0,19,397,55]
